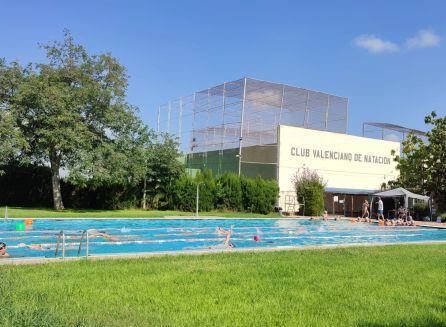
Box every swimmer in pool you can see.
[87,229,118,241]
[68,229,118,242]
[17,243,51,251]
[0,242,10,258]
[215,226,235,248]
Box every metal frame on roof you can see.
[362,122,426,141]
[156,77,349,176]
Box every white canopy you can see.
[372,188,431,219]
[373,187,429,202]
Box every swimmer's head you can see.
[0,242,6,254]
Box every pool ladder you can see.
[54,230,89,259]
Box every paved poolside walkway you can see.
[1,240,445,266]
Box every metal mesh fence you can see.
[156,77,348,177]
[362,122,426,144]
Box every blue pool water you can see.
[1,219,445,259]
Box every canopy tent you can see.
[371,187,431,220]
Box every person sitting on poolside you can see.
[0,242,10,258]
[406,216,415,226]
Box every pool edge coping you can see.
[1,240,446,266]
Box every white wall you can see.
[278,125,400,208]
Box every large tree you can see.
[0,59,28,168]
[391,112,446,211]
[0,31,148,209]
[142,133,184,210]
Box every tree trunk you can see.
[142,178,147,210]
[50,151,64,210]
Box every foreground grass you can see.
[2,206,280,218]
[1,245,446,326]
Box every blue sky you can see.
[1,0,445,136]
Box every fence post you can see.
[62,232,66,259]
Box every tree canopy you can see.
[0,30,162,209]
[390,112,446,211]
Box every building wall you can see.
[278,125,400,209]
[186,145,277,180]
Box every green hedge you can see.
[0,164,140,210]
[0,164,279,213]
[216,173,243,211]
[171,171,279,214]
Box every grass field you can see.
[2,207,281,218]
[1,245,445,326]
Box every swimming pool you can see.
[1,219,445,259]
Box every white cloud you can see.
[354,35,399,54]
[405,29,441,49]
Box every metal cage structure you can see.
[156,77,349,179]
[362,122,426,143]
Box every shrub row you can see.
[0,165,279,213]
[0,164,140,209]
[171,171,279,214]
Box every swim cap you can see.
[253,235,260,242]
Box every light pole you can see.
[196,182,203,218]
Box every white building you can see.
[156,77,423,216]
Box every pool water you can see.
[1,219,445,259]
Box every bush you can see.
[0,164,53,207]
[241,176,279,214]
[195,170,216,212]
[0,162,280,214]
[0,164,140,209]
[171,174,196,212]
[215,173,243,211]
[412,202,431,220]
[170,172,279,214]
[292,168,325,216]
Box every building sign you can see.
[278,125,400,200]
[290,147,392,165]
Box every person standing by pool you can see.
[362,200,370,218]
[377,197,385,220]
[0,242,10,258]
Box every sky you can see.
[1,0,445,136]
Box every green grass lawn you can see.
[1,245,445,327]
[2,206,281,218]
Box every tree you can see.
[0,30,146,209]
[292,167,326,216]
[142,133,184,210]
[388,134,427,194]
[390,112,446,211]
[0,60,28,170]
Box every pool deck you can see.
[1,240,445,266]
[3,216,445,229]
